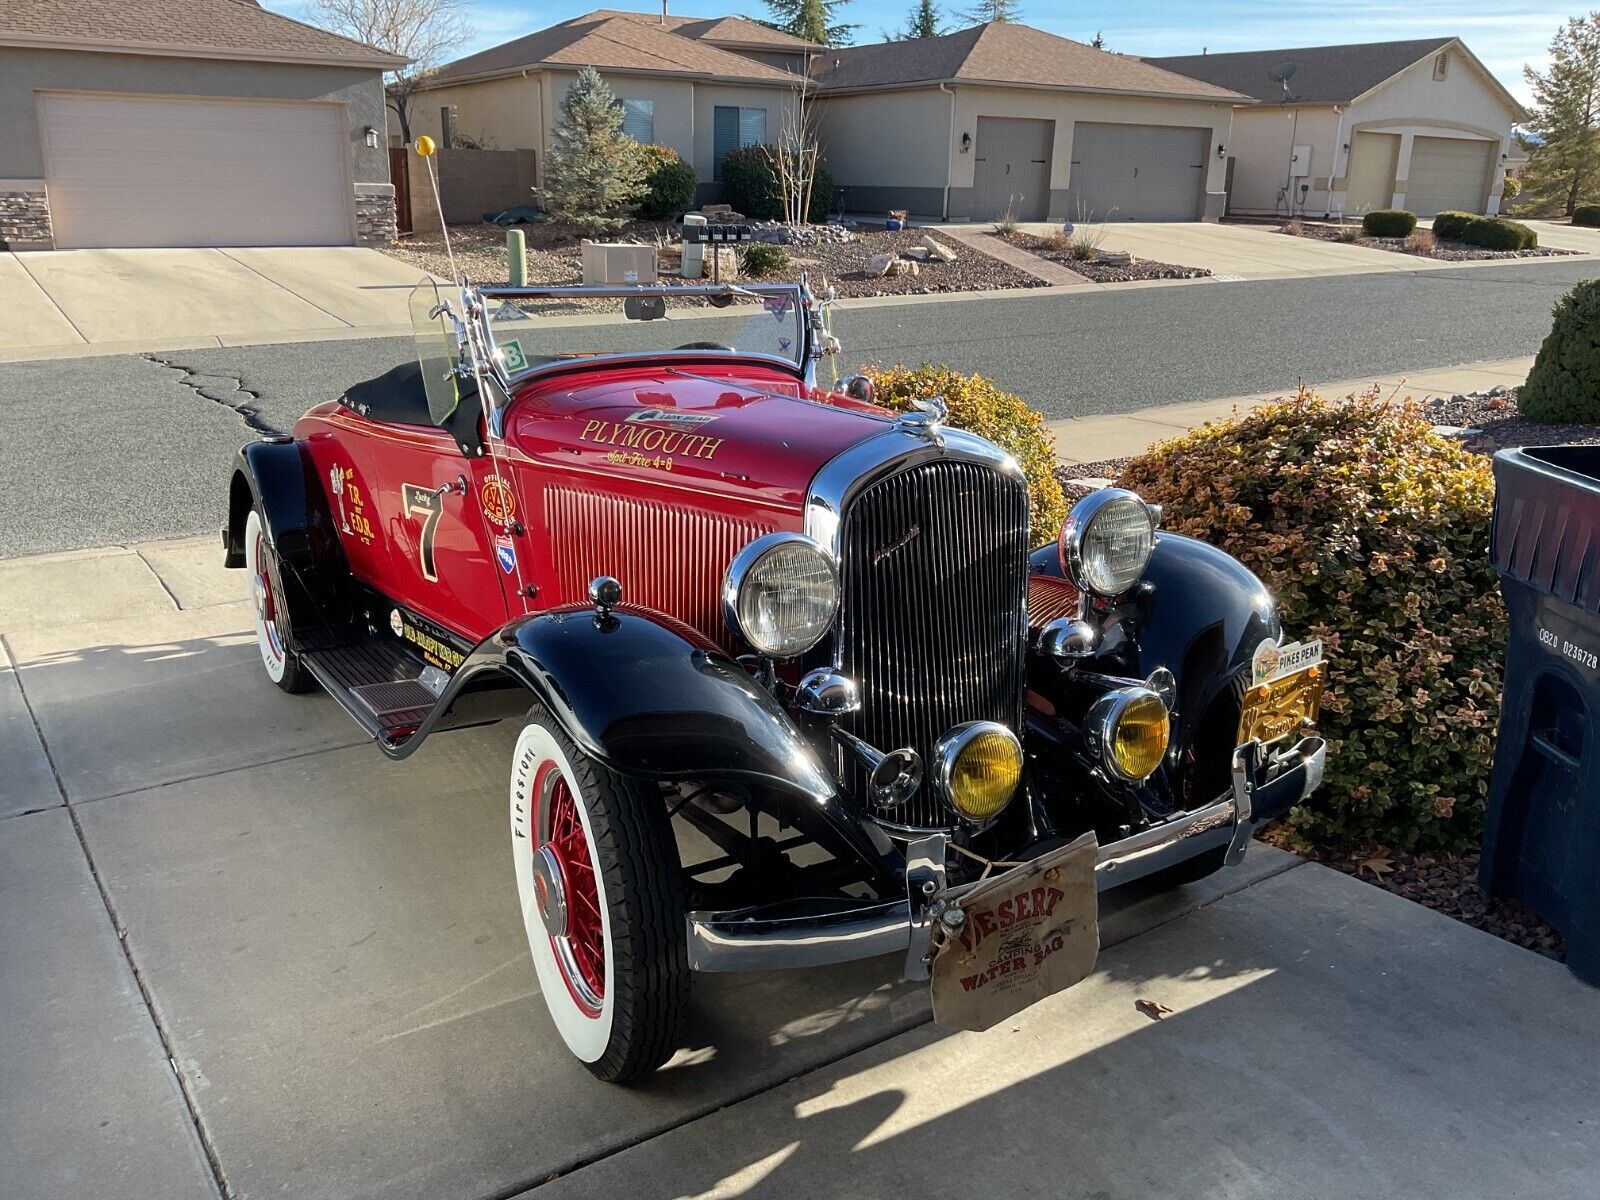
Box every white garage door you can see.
[1068,123,1208,222]
[1404,136,1493,217]
[37,93,354,249]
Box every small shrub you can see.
[1362,209,1417,237]
[1335,223,1363,243]
[1068,227,1100,260]
[1459,216,1537,251]
[1282,217,1304,236]
[1404,228,1437,254]
[740,241,790,277]
[635,144,696,219]
[1572,204,1600,227]
[718,145,833,223]
[1501,174,1522,200]
[866,365,1067,541]
[1119,389,1503,853]
[992,209,1020,237]
[1432,210,1477,241]
[1520,278,1600,423]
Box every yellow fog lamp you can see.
[1087,687,1170,783]
[934,722,1024,822]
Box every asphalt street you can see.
[0,257,1590,558]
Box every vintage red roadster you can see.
[224,276,1326,1081]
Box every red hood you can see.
[504,362,892,511]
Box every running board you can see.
[300,634,441,743]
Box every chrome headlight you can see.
[723,533,838,658]
[1060,488,1156,598]
[1085,686,1170,782]
[933,721,1024,822]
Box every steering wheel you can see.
[674,341,734,351]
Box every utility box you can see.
[680,213,707,279]
[1481,445,1600,985]
[580,241,657,285]
[1288,144,1312,177]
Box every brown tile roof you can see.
[1147,38,1456,104]
[598,10,818,51]
[811,22,1249,102]
[427,11,801,87]
[0,0,406,68]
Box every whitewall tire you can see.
[243,508,312,694]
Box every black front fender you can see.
[392,607,839,806]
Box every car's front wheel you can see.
[509,711,688,1082]
[243,508,313,694]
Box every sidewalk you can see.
[1052,355,1535,466]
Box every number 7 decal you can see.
[402,483,444,582]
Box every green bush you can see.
[1118,389,1503,853]
[1520,279,1600,422]
[718,145,835,223]
[635,144,697,219]
[1362,209,1417,237]
[1459,216,1537,251]
[1572,204,1600,227]
[866,365,1067,541]
[1432,210,1477,241]
[740,241,790,277]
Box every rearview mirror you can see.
[624,295,666,321]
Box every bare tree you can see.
[310,0,471,143]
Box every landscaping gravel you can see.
[382,220,1041,299]
[1423,387,1600,454]
[995,231,1211,282]
[1284,220,1575,261]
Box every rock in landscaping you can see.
[902,246,929,261]
[866,252,895,277]
[923,237,958,263]
[1096,249,1132,267]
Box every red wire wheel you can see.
[538,767,606,1016]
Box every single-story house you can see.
[1149,38,1527,218]
[0,0,406,250]
[810,22,1251,223]
[410,10,816,206]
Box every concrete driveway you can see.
[4,538,1598,1200]
[1521,219,1600,255]
[0,247,434,362]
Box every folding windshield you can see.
[474,285,808,380]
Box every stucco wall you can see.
[412,74,545,157]
[413,70,798,196]
[0,46,390,185]
[813,87,952,200]
[1223,47,1520,217]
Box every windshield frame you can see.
[466,282,815,393]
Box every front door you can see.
[973,117,1053,221]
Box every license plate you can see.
[929,832,1099,1032]
[1238,640,1325,747]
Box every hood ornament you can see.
[895,395,947,445]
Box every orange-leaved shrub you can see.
[867,364,1068,542]
[1117,388,1504,852]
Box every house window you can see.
[1433,52,1449,80]
[621,99,654,143]
[713,106,768,181]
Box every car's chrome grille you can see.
[836,459,1030,830]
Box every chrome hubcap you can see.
[530,843,569,938]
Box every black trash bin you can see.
[1482,445,1600,985]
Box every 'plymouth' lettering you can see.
[579,419,723,460]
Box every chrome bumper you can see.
[685,735,1326,975]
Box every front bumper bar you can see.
[685,735,1326,974]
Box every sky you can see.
[274,0,1566,105]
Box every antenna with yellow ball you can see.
[414,134,459,284]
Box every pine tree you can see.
[763,0,857,46]
[538,68,647,233]
[958,0,1020,23]
[1092,31,1105,50]
[889,0,943,39]
[1523,15,1600,216]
